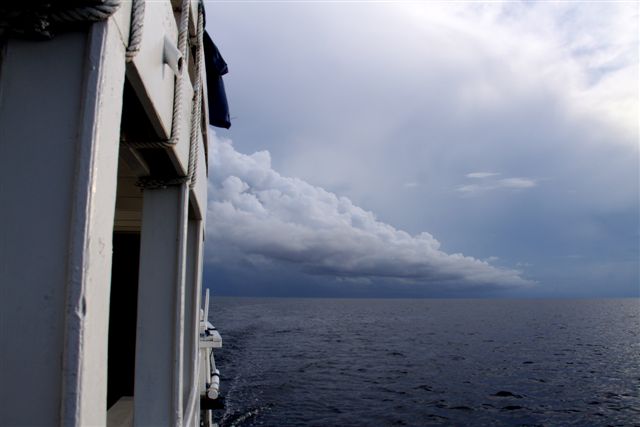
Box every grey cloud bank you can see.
[204,2,639,297]
[206,135,532,292]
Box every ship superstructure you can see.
[0,1,227,425]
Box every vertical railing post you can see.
[134,183,189,426]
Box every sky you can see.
[202,1,639,298]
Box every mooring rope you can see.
[0,1,121,38]
[188,3,205,189]
[48,0,121,23]
[127,0,190,152]
[134,0,208,190]
[125,0,145,62]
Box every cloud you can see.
[206,133,532,290]
[466,172,501,179]
[500,178,537,189]
[421,1,640,140]
[456,174,537,195]
[205,2,638,296]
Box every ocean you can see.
[208,297,639,426]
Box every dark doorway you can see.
[107,232,140,409]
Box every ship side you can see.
[0,1,224,425]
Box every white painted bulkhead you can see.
[0,17,127,427]
[0,1,214,425]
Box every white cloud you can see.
[206,134,532,290]
[499,178,537,189]
[411,1,640,140]
[457,175,537,195]
[205,2,639,296]
[466,172,501,179]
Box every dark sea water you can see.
[209,298,640,426]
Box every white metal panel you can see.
[71,18,127,426]
[112,0,132,49]
[190,132,207,221]
[127,1,178,139]
[182,219,204,426]
[167,74,193,176]
[0,33,87,427]
[0,14,126,427]
[134,184,189,426]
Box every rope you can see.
[132,0,200,190]
[168,0,191,147]
[126,0,190,150]
[1,1,121,39]
[188,3,205,189]
[125,0,145,62]
[49,1,121,23]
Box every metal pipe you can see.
[163,36,183,77]
[204,288,210,324]
[173,183,189,427]
[170,2,191,424]
[184,222,204,427]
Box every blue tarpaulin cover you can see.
[203,31,231,129]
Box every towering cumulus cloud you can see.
[206,134,532,291]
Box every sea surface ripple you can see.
[210,298,639,426]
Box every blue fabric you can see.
[203,31,231,129]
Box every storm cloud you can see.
[206,134,531,290]
[205,1,638,297]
